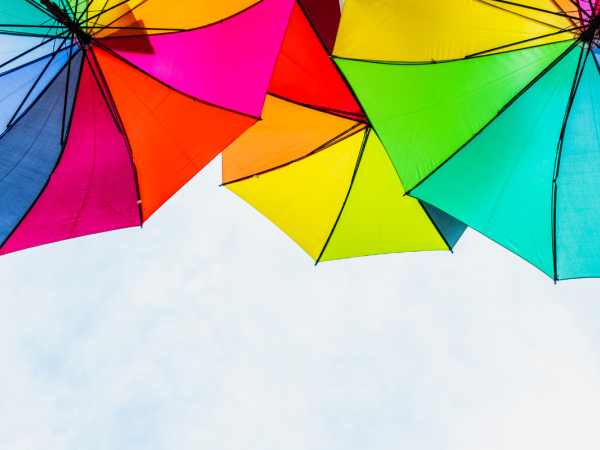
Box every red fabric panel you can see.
[298,0,341,54]
[0,58,140,255]
[268,3,363,119]
[94,48,258,221]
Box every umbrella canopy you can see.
[222,1,466,263]
[333,0,600,280]
[0,0,294,255]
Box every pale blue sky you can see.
[1,156,599,450]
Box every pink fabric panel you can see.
[101,0,295,118]
[579,0,598,17]
[0,60,140,255]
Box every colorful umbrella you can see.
[222,1,466,263]
[0,0,294,254]
[334,0,600,280]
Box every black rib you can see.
[6,39,69,129]
[0,50,85,252]
[89,48,144,225]
[77,0,95,24]
[90,0,110,32]
[551,43,590,280]
[486,0,584,22]
[0,30,68,71]
[315,128,371,265]
[92,38,262,120]
[405,36,582,197]
[90,0,148,37]
[569,0,591,18]
[267,92,366,120]
[60,34,74,144]
[222,122,367,186]
[85,0,132,25]
[466,26,581,58]
[82,51,122,133]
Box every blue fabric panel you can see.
[412,47,580,278]
[420,201,467,249]
[0,47,71,130]
[556,51,600,279]
[0,34,69,73]
[0,51,82,245]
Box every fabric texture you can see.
[0,52,82,247]
[1,55,140,255]
[101,0,296,117]
[336,41,573,191]
[412,46,581,278]
[94,47,257,221]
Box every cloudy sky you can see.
[1,156,599,450]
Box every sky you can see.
[1,156,600,450]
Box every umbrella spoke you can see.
[465,26,581,58]
[0,30,69,71]
[551,43,591,281]
[6,38,69,130]
[484,0,585,23]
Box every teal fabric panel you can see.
[420,201,467,249]
[556,51,600,279]
[412,47,581,278]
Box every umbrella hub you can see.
[41,0,92,47]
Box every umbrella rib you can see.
[6,39,69,130]
[569,0,592,18]
[483,0,584,22]
[0,30,69,71]
[90,0,110,31]
[267,92,367,120]
[404,36,584,198]
[82,51,122,134]
[91,38,262,120]
[60,33,74,144]
[465,26,581,58]
[90,0,148,38]
[87,47,144,226]
[0,50,85,253]
[89,0,264,37]
[221,122,367,186]
[551,43,590,281]
[315,127,371,265]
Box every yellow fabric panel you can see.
[86,0,259,35]
[320,131,448,261]
[222,95,361,184]
[482,0,574,30]
[227,131,365,260]
[334,0,575,62]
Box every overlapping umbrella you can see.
[0,0,294,254]
[334,0,600,280]
[222,1,466,263]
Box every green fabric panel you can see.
[335,41,573,192]
[320,130,449,262]
[556,51,600,280]
[412,46,581,278]
[0,3,63,36]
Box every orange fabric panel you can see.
[222,95,361,184]
[94,48,257,220]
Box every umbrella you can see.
[222,1,466,263]
[334,0,600,280]
[0,0,294,255]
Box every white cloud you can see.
[0,157,599,449]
